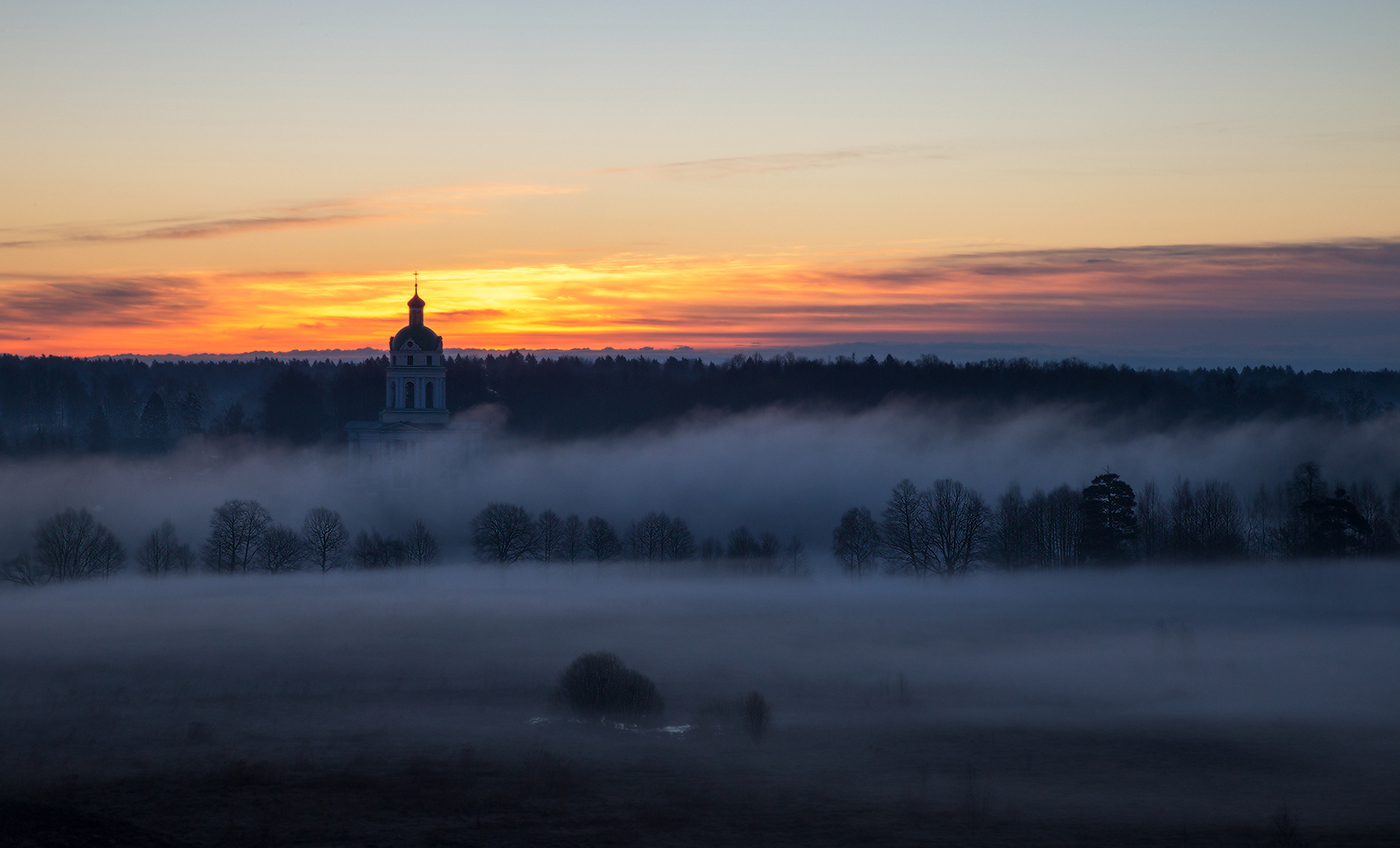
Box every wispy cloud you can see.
[0,273,207,328]
[0,183,579,249]
[599,144,948,179]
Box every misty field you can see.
[3,563,1399,846]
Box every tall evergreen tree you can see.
[1080,472,1137,563]
[139,392,169,448]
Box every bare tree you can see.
[1136,481,1168,561]
[1243,483,1281,559]
[780,536,806,574]
[758,532,782,572]
[1,554,44,586]
[583,516,621,563]
[699,536,723,562]
[626,513,667,563]
[472,503,535,563]
[302,507,348,572]
[33,508,126,582]
[1027,485,1081,567]
[560,514,584,563]
[534,510,563,562]
[988,484,1031,569]
[257,525,305,573]
[136,520,194,575]
[1349,480,1396,556]
[1196,480,1245,558]
[726,526,760,559]
[925,478,988,576]
[664,517,697,561]
[832,506,880,576]
[1170,479,1244,560]
[352,530,407,568]
[404,519,439,566]
[202,500,271,573]
[625,512,695,564]
[881,479,932,574]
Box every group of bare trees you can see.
[1,508,127,586]
[835,463,1392,576]
[469,503,803,572]
[200,500,438,573]
[350,522,439,569]
[701,526,805,573]
[878,478,989,576]
[2,500,439,587]
[470,504,692,565]
[838,479,992,577]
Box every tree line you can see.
[832,462,1389,576]
[469,503,804,573]
[1,501,438,586]
[1,352,1396,453]
[3,459,1390,587]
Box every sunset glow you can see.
[3,3,1398,364]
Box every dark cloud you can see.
[942,238,1400,275]
[0,273,205,327]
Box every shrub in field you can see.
[553,652,664,723]
[697,690,772,743]
[742,691,771,742]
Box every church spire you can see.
[408,272,425,326]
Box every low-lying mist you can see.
[3,401,1399,560]
[3,563,1399,831]
[6,402,1400,840]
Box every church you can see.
[345,284,467,460]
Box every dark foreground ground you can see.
[3,565,1399,846]
[6,721,1399,847]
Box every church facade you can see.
[345,285,459,460]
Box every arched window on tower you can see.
[425,381,435,409]
[388,383,396,408]
[404,382,415,409]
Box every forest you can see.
[1,351,1398,453]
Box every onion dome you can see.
[392,280,443,351]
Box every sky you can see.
[1,2,1398,365]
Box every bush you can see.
[742,691,771,742]
[696,690,772,743]
[553,652,664,723]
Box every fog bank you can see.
[4,403,1399,559]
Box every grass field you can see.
[3,564,1398,846]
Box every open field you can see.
[3,564,1399,845]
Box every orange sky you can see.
[6,241,1399,366]
[2,5,1398,364]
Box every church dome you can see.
[391,279,443,351]
[392,323,443,351]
